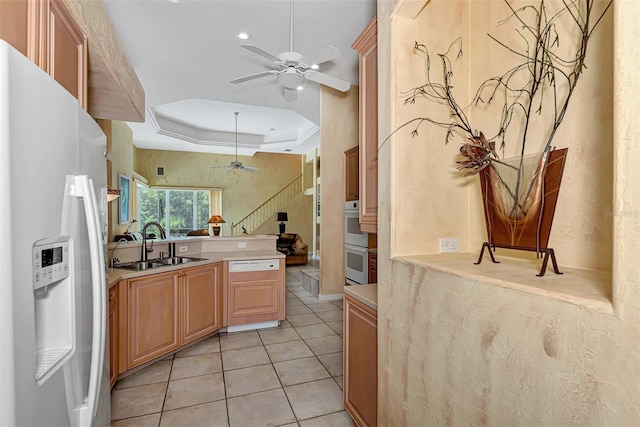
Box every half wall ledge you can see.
[395,253,613,315]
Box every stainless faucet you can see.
[141,221,166,261]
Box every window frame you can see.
[135,185,222,237]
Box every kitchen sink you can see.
[112,260,163,271]
[157,256,207,265]
[113,256,207,271]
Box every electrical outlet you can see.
[238,242,247,248]
[179,245,188,253]
[439,237,459,253]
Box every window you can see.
[137,187,221,237]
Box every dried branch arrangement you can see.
[394,0,611,218]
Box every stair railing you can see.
[231,175,302,235]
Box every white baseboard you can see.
[318,293,343,301]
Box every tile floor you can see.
[111,262,354,427]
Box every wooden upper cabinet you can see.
[0,1,32,58]
[345,146,360,201]
[0,0,87,109]
[47,0,87,108]
[352,18,378,234]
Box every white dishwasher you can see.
[227,259,282,332]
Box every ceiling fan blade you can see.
[305,70,351,92]
[284,88,298,102]
[300,45,341,67]
[230,70,275,84]
[241,44,282,63]
[242,166,259,172]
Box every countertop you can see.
[107,250,285,287]
[344,283,377,311]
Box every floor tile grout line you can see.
[256,322,300,423]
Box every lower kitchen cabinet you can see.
[122,263,222,372]
[182,263,223,344]
[344,293,377,427]
[127,271,180,369]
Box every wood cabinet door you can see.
[344,294,377,427]
[181,263,222,345]
[353,18,378,233]
[345,146,360,201]
[228,269,279,326]
[47,0,87,108]
[0,0,36,59]
[108,285,118,388]
[127,272,180,369]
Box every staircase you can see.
[231,175,302,235]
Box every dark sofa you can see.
[276,233,308,265]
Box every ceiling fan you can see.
[211,112,258,173]
[230,0,351,102]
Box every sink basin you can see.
[113,256,207,271]
[158,256,207,265]
[113,260,163,271]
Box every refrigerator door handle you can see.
[72,175,106,425]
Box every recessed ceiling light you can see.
[310,64,319,70]
[237,32,252,40]
[167,0,181,4]
[296,86,304,91]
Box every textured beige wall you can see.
[378,0,640,424]
[134,149,306,237]
[102,120,135,239]
[252,193,313,249]
[320,85,359,296]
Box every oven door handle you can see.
[345,244,368,254]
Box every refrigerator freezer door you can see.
[0,40,110,426]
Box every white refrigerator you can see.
[0,40,111,426]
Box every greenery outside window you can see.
[137,186,221,237]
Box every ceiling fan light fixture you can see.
[237,32,251,40]
[296,85,304,91]
[310,64,319,70]
[277,68,306,90]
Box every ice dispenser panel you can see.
[32,237,76,384]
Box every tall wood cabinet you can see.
[0,0,87,108]
[345,146,360,201]
[344,293,378,427]
[352,17,378,234]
